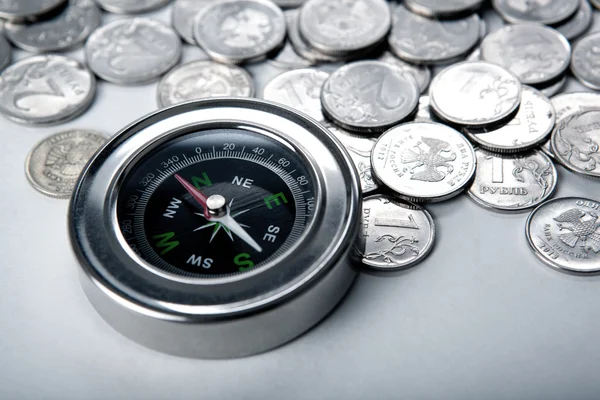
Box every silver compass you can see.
[69,98,361,359]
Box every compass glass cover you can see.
[115,128,317,278]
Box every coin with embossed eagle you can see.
[371,121,476,203]
[527,197,600,273]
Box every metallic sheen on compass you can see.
[69,99,360,358]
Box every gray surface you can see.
[1,5,600,400]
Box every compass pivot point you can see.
[206,194,227,217]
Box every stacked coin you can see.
[0,0,102,125]
[388,4,482,65]
[0,0,597,274]
[480,24,572,92]
[0,0,68,22]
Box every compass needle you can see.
[218,213,263,253]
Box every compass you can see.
[69,99,361,358]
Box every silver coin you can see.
[0,34,11,71]
[429,61,522,127]
[537,75,566,98]
[479,16,487,38]
[0,55,96,125]
[157,61,254,108]
[404,0,483,18]
[493,0,579,25]
[551,110,600,179]
[321,61,420,133]
[371,122,477,203]
[555,0,592,41]
[468,149,557,212]
[286,8,339,63]
[0,0,67,22]
[268,10,314,69]
[388,5,480,65]
[361,195,435,271]
[193,0,286,65]
[541,92,600,158]
[526,197,600,274]
[262,68,328,121]
[25,130,106,199]
[172,0,214,44]
[85,18,182,85]
[96,0,170,14]
[377,51,431,94]
[298,0,391,56]
[463,86,556,153]
[480,24,571,86]
[325,122,379,193]
[571,32,600,91]
[4,0,101,53]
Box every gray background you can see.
[2,4,600,400]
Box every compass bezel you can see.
[69,98,361,358]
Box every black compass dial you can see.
[116,128,317,278]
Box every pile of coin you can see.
[0,0,598,274]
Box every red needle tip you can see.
[174,174,211,219]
